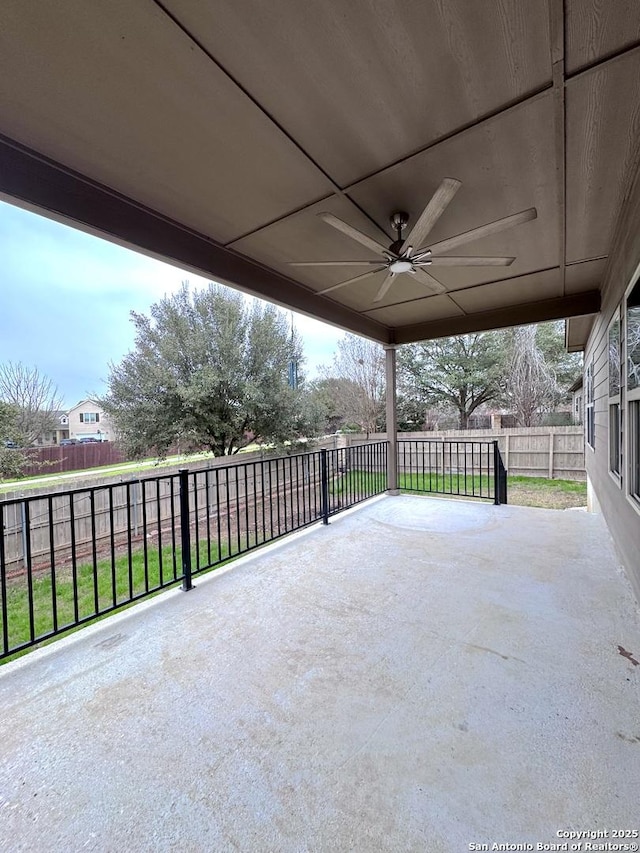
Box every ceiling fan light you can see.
[389,259,413,274]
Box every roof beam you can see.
[549,0,566,296]
[0,135,391,344]
[394,291,601,344]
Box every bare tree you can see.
[321,335,385,435]
[504,326,559,426]
[0,362,63,445]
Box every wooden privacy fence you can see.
[342,426,585,480]
[17,442,127,476]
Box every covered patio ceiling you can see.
[1,1,639,346]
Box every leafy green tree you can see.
[307,377,351,434]
[0,401,29,481]
[102,283,311,457]
[398,332,505,429]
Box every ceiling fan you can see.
[290,178,537,304]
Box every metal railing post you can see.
[493,441,500,505]
[179,468,193,590]
[501,462,508,505]
[320,449,329,525]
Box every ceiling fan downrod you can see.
[387,210,432,273]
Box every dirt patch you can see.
[507,482,587,510]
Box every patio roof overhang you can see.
[1,1,638,346]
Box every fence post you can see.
[548,432,554,479]
[179,468,193,591]
[320,449,330,525]
[493,441,500,505]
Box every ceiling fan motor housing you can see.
[389,211,410,255]
[389,211,409,231]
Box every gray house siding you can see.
[583,166,640,602]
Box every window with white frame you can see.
[627,279,640,504]
[79,412,100,424]
[585,360,595,449]
[608,312,622,477]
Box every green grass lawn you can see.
[0,538,240,664]
[506,475,587,508]
[330,470,493,497]
[330,470,586,506]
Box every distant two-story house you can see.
[66,399,113,441]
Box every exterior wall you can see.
[582,161,640,602]
[66,399,113,441]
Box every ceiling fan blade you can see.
[427,207,537,255]
[401,178,462,254]
[290,260,383,266]
[412,267,447,294]
[428,256,515,266]
[318,212,389,256]
[317,267,386,296]
[373,272,396,303]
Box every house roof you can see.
[1,2,638,346]
[68,399,102,411]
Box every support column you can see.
[384,344,399,495]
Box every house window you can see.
[79,412,100,424]
[627,279,640,504]
[585,360,595,449]
[608,313,622,477]
[573,392,583,425]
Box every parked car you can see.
[78,437,100,443]
[59,438,78,446]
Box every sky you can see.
[0,199,346,409]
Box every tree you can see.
[0,362,63,445]
[502,322,581,425]
[397,333,505,429]
[307,377,351,434]
[534,320,582,389]
[320,335,385,435]
[102,283,310,457]
[0,401,32,481]
[503,325,558,426]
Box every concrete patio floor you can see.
[1,495,639,852]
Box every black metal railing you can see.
[0,442,388,660]
[398,439,507,504]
